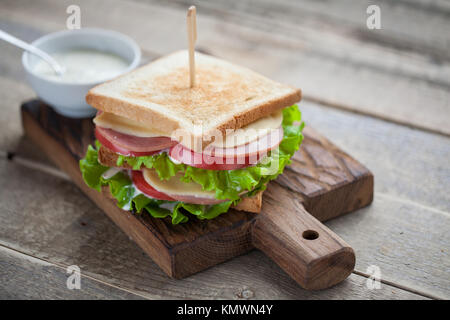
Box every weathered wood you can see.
[328,195,450,299]
[1,0,449,135]
[21,100,373,289]
[0,77,33,151]
[0,156,443,299]
[169,0,450,61]
[0,241,425,300]
[253,201,355,290]
[0,0,448,299]
[302,102,450,299]
[4,100,447,298]
[301,101,450,213]
[0,160,426,300]
[0,245,145,300]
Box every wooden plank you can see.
[1,0,449,135]
[3,100,448,298]
[298,102,450,299]
[167,0,450,60]
[21,101,375,289]
[0,0,447,298]
[0,77,34,151]
[0,160,427,299]
[327,195,450,299]
[300,101,450,213]
[0,244,426,300]
[0,245,145,299]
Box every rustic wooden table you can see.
[0,0,448,300]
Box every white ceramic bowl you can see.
[22,28,141,118]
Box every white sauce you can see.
[158,148,171,155]
[102,169,144,211]
[159,202,178,211]
[122,181,179,211]
[121,202,132,211]
[33,48,129,83]
[168,154,182,165]
[102,167,121,180]
[121,183,145,211]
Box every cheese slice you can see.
[209,110,283,148]
[94,112,170,138]
[143,169,216,198]
[95,110,283,148]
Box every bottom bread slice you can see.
[98,145,133,169]
[232,191,263,213]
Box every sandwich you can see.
[79,50,304,224]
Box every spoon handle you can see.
[0,29,64,75]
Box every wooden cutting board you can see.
[21,100,373,290]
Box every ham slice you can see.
[206,127,283,159]
[96,126,177,153]
[169,127,283,169]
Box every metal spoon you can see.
[0,29,65,76]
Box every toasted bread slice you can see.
[233,191,263,213]
[87,50,301,139]
[98,145,132,169]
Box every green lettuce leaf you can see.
[79,140,109,192]
[79,144,232,224]
[79,105,304,223]
[117,152,185,178]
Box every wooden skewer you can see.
[187,6,197,88]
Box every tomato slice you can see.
[131,170,176,201]
[208,127,283,159]
[95,128,160,157]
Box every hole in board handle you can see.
[302,230,319,240]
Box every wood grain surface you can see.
[4,100,446,299]
[0,0,448,299]
[2,0,449,135]
[0,246,144,300]
[21,100,375,289]
[0,153,435,299]
[0,238,426,300]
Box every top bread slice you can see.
[87,50,301,139]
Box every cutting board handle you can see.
[252,203,355,290]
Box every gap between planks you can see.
[0,237,433,299]
[5,152,70,181]
[352,270,443,300]
[302,96,450,138]
[0,152,443,299]
[376,193,450,219]
[0,242,152,300]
